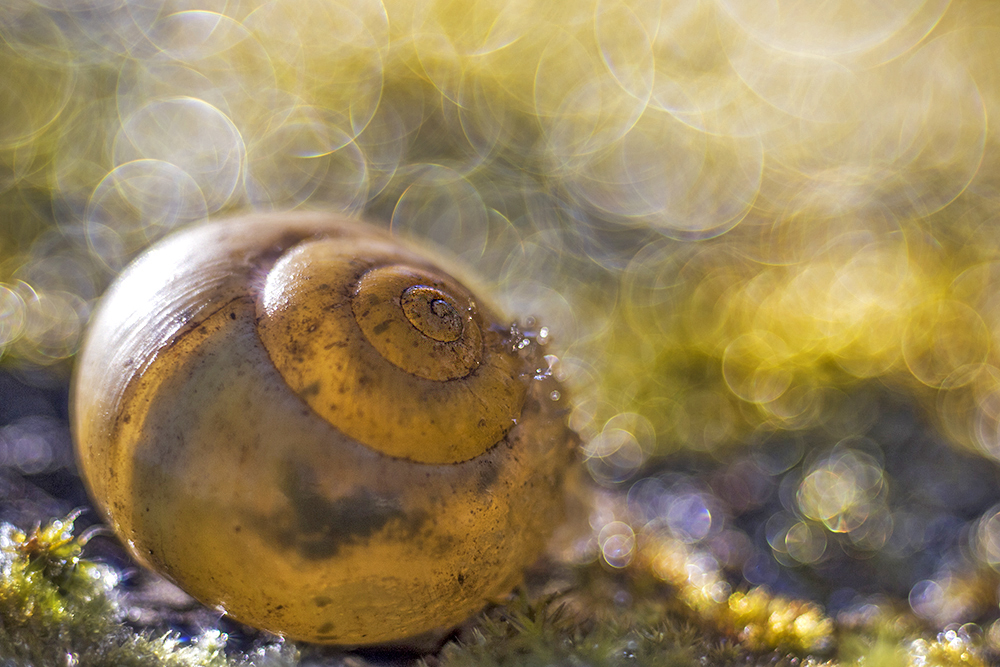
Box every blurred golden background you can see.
[3,0,1000,637]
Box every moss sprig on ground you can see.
[0,513,297,667]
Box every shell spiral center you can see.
[352,266,482,382]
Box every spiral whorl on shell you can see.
[71,212,575,645]
[258,232,525,464]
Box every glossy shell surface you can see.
[72,212,575,645]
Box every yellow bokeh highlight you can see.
[8,0,1000,637]
[0,0,997,484]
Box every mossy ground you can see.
[0,514,993,667]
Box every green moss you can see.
[0,514,992,667]
[427,592,725,667]
[0,513,297,667]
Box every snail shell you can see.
[71,212,575,645]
